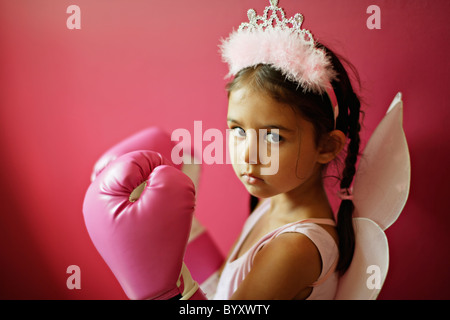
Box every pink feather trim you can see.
[220,28,337,94]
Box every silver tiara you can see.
[238,0,315,46]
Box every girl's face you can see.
[227,85,326,199]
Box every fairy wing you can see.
[334,218,389,300]
[353,92,411,230]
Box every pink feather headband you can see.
[220,0,339,126]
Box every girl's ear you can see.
[317,130,347,164]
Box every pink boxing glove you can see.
[89,126,223,298]
[83,150,206,300]
[90,127,182,182]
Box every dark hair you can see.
[226,43,362,275]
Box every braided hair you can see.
[320,43,362,275]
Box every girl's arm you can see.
[230,232,322,300]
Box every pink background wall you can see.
[0,0,449,299]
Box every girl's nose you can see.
[244,129,258,165]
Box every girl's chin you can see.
[243,184,273,199]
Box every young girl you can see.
[214,0,362,300]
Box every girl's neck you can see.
[268,173,334,222]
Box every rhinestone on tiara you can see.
[238,0,315,46]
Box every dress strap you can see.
[294,218,336,227]
[271,218,336,239]
[310,258,338,287]
[251,218,337,260]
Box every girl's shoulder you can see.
[233,231,322,299]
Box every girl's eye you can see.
[266,132,282,144]
[231,127,246,138]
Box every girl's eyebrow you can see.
[227,118,295,133]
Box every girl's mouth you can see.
[242,173,264,185]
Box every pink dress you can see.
[214,199,339,300]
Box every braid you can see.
[341,93,361,188]
[336,90,361,275]
[320,43,363,275]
